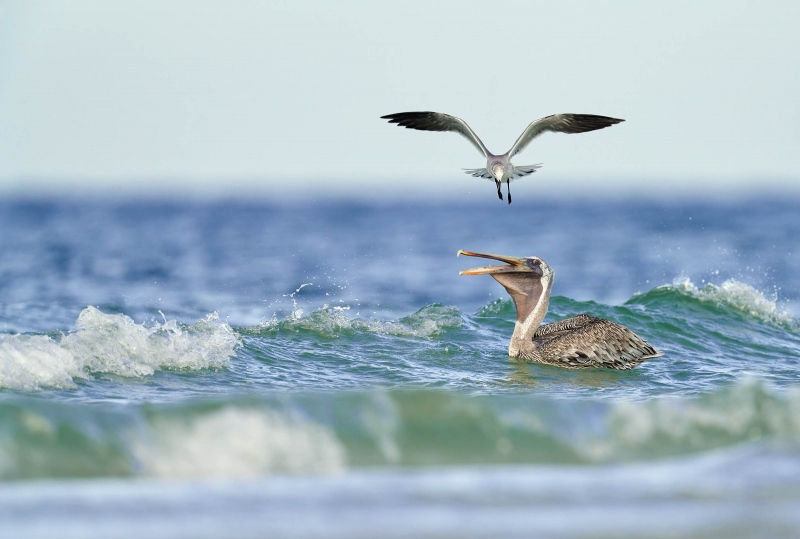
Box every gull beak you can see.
[457,250,531,275]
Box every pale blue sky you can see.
[1,0,799,199]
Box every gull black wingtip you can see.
[381,111,433,120]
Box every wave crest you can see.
[259,303,462,339]
[630,277,794,328]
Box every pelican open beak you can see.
[457,250,531,275]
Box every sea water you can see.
[1,197,799,538]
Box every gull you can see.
[381,112,624,204]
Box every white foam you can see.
[0,307,241,390]
[133,407,346,478]
[669,276,794,326]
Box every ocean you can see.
[1,196,799,538]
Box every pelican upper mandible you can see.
[458,250,662,369]
[381,112,624,204]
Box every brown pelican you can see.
[458,250,662,369]
[381,112,623,204]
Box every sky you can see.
[1,0,799,200]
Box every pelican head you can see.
[458,250,554,323]
[457,250,550,276]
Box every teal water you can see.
[1,198,799,538]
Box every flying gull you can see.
[382,112,623,203]
[458,250,661,369]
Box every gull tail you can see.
[510,164,542,179]
[463,164,542,183]
[463,168,492,179]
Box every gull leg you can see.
[495,180,503,201]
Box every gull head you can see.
[491,162,507,183]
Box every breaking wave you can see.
[0,307,240,390]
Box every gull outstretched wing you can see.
[381,111,490,158]
[507,114,624,159]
